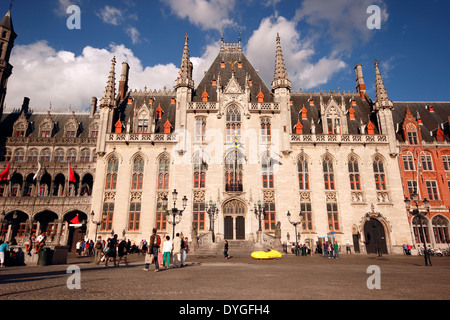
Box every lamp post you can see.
[404,192,432,266]
[287,210,304,256]
[206,198,219,242]
[89,210,106,241]
[164,189,188,241]
[254,200,265,232]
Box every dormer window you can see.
[436,128,444,142]
[257,91,264,103]
[349,107,356,120]
[405,123,418,144]
[367,121,375,135]
[156,106,163,120]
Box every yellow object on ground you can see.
[251,250,282,260]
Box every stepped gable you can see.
[192,48,273,103]
[393,102,450,143]
[290,92,378,135]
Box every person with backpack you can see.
[145,228,161,272]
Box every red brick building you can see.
[396,104,450,250]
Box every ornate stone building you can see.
[0,8,448,254]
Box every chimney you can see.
[119,62,130,100]
[355,64,366,100]
[90,97,97,117]
[21,97,30,114]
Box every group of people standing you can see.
[143,229,190,272]
[323,241,340,259]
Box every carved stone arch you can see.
[156,152,171,165]
[104,151,123,165]
[130,151,147,165]
[192,150,210,167]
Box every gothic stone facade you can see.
[1,10,449,253]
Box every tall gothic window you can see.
[323,155,335,190]
[264,202,276,231]
[195,117,206,142]
[348,156,361,191]
[298,153,309,190]
[132,156,144,190]
[105,156,119,190]
[193,153,207,189]
[413,216,430,244]
[225,150,244,192]
[261,117,271,143]
[226,105,241,143]
[327,203,340,231]
[373,156,387,191]
[101,203,114,232]
[262,155,274,189]
[128,202,141,232]
[158,156,170,190]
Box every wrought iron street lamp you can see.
[404,192,432,266]
[90,210,106,241]
[287,210,304,256]
[164,189,188,240]
[206,198,219,242]
[254,200,265,232]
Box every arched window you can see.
[323,155,335,190]
[54,149,65,163]
[298,153,309,190]
[13,148,25,162]
[261,118,271,143]
[226,105,241,143]
[225,150,244,192]
[348,156,361,191]
[193,153,207,189]
[105,156,119,190]
[420,152,434,171]
[132,156,144,190]
[80,149,91,163]
[262,155,274,189]
[40,149,51,163]
[67,149,77,163]
[432,215,449,244]
[412,216,430,244]
[373,156,387,190]
[158,156,170,190]
[27,149,39,163]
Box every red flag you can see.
[68,164,76,183]
[0,163,10,181]
[70,214,80,225]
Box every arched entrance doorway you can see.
[223,199,246,240]
[64,211,88,252]
[364,218,388,254]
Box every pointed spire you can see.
[374,59,393,110]
[175,32,194,89]
[0,6,17,40]
[100,56,117,107]
[272,33,291,91]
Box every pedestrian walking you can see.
[105,234,118,267]
[94,236,103,265]
[0,240,9,268]
[172,233,182,268]
[181,237,189,267]
[323,242,328,258]
[76,240,82,256]
[117,238,129,267]
[144,228,161,272]
[162,236,172,269]
[224,240,229,260]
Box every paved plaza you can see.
[1,251,450,303]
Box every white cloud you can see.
[96,5,125,26]
[126,26,141,44]
[295,0,389,52]
[163,0,236,31]
[54,0,82,17]
[245,15,347,91]
[5,41,179,111]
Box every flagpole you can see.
[234,136,238,191]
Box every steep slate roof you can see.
[0,110,95,139]
[192,49,274,103]
[393,102,450,143]
[117,90,176,134]
[290,93,378,135]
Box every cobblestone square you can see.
[1,252,449,303]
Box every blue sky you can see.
[3,0,450,111]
